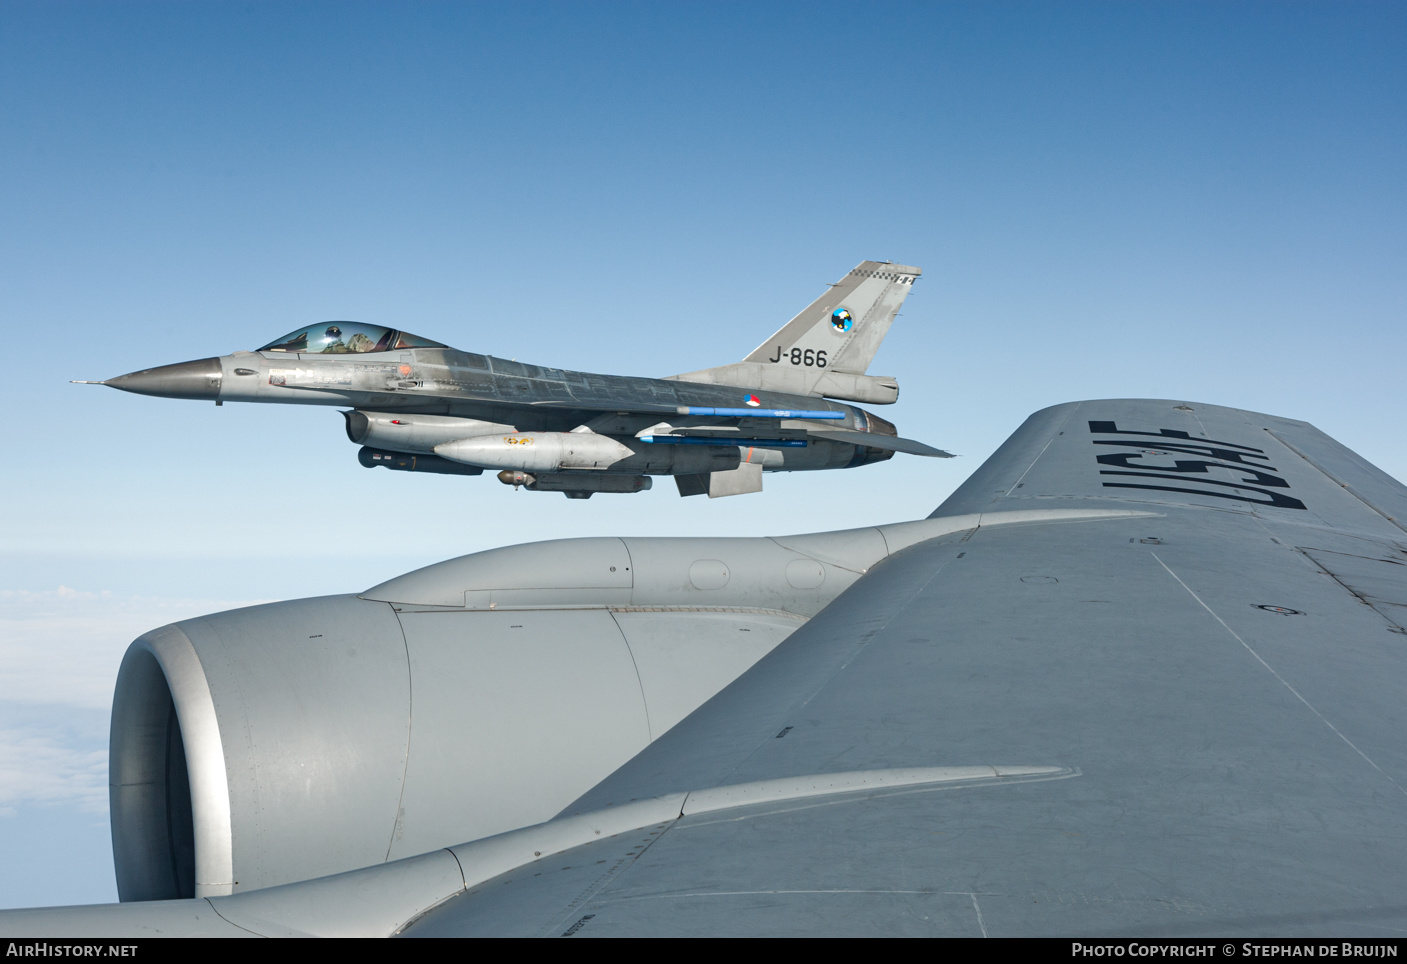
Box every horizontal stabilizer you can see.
[807,429,954,458]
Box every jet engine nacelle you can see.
[108,523,966,901]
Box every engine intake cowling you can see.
[106,511,1013,902]
[108,529,906,898]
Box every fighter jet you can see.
[77,261,950,498]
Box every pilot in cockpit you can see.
[318,326,376,353]
[259,323,446,354]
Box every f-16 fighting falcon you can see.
[77,261,950,498]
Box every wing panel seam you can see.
[1150,551,1407,800]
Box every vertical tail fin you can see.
[667,260,918,403]
[743,261,920,375]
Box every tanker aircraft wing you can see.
[5,398,1407,936]
[393,398,1407,937]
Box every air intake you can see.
[109,645,195,900]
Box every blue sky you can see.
[1,1,1403,907]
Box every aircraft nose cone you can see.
[104,357,223,400]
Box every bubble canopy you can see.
[258,323,447,354]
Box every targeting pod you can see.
[360,447,484,476]
[497,470,651,499]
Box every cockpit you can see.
[258,323,447,355]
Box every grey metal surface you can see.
[102,591,809,898]
[361,515,1149,614]
[110,623,235,899]
[385,607,650,861]
[667,260,917,403]
[807,427,953,457]
[172,596,413,894]
[396,399,1407,936]
[99,356,223,400]
[0,899,256,938]
[737,261,918,375]
[345,409,515,452]
[108,644,196,901]
[112,522,985,901]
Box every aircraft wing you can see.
[399,398,1407,937]
[6,398,1407,937]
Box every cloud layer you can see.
[0,587,264,813]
